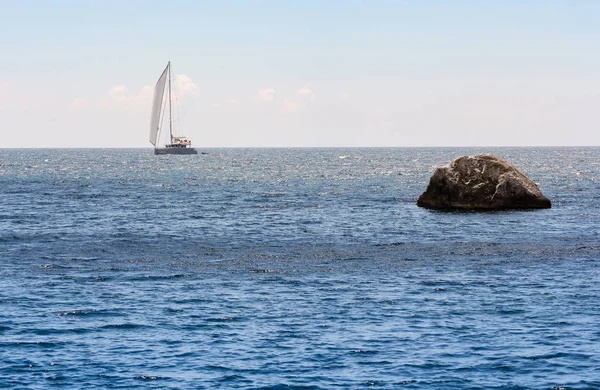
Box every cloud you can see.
[108,85,128,101]
[175,74,198,98]
[280,83,316,113]
[99,85,153,111]
[228,98,241,105]
[69,98,86,110]
[297,83,313,96]
[340,92,350,101]
[140,85,153,96]
[282,98,301,114]
[298,83,316,101]
[64,72,198,116]
[257,88,276,102]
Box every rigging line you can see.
[172,67,180,136]
[172,69,187,139]
[178,78,188,138]
[173,65,181,136]
[176,77,181,136]
[173,70,189,140]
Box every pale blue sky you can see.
[1,1,599,147]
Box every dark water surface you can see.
[1,147,599,389]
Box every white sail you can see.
[149,63,169,146]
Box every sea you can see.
[0,147,599,389]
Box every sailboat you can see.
[149,61,197,155]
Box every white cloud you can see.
[282,98,301,114]
[297,83,313,96]
[108,85,128,101]
[175,74,198,98]
[257,88,276,102]
[228,98,241,105]
[139,85,153,96]
[298,83,316,101]
[69,97,86,110]
[340,92,350,101]
[99,85,153,111]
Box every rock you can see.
[417,154,551,210]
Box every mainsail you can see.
[149,63,169,146]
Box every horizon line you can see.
[1,145,599,149]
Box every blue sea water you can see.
[0,147,599,389]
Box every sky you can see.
[1,0,599,147]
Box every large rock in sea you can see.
[417,154,551,210]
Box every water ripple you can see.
[0,148,599,388]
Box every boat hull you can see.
[154,148,198,155]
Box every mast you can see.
[168,61,173,142]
